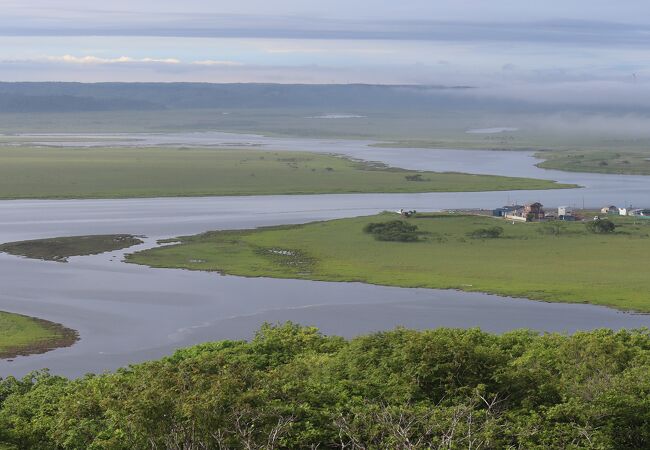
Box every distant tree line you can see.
[0,83,473,113]
[0,323,649,449]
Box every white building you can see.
[558,206,573,217]
[618,207,650,216]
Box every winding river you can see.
[1,132,649,378]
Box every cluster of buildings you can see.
[493,203,650,222]
[600,205,650,217]
[492,203,551,222]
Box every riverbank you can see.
[127,212,650,312]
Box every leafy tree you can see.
[1,325,650,449]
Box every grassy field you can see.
[0,147,573,199]
[0,311,78,359]
[128,213,650,311]
[0,234,143,262]
[535,149,650,175]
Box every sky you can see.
[2,0,650,102]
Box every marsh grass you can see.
[0,147,574,199]
[128,213,650,311]
[0,234,143,262]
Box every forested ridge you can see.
[1,323,649,449]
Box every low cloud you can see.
[530,113,650,137]
[0,55,181,65]
[43,55,181,64]
[3,55,246,68]
[2,14,650,48]
[464,80,650,108]
[192,60,243,66]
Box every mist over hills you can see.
[0,92,162,112]
[0,83,475,113]
[1,82,648,117]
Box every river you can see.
[1,133,648,377]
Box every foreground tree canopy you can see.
[1,324,649,449]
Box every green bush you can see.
[363,220,420,241]
[404,174,428,182]
[538,222,566,236]
[586,218,616,234]
[468,226,504,239]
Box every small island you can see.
[0,311,78,359]
[0,234,144,262]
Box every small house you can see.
[503,203,542,222]
[629,209,650,217]
[558,206,575,221]
[523,202,545,221]
[493,205,524,217]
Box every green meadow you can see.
[535,149,650,175]
[0,146,573,199]
[128,213,650,311]
[0,311,78,359]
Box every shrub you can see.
[405,174,428,182]
[363,220,420,242]
[538,222,565,237]
[586,219,616,234]
[468,226,504,239]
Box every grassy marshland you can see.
[0,147,574,199]
[128,213,650,311]
[0,234,143,262]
